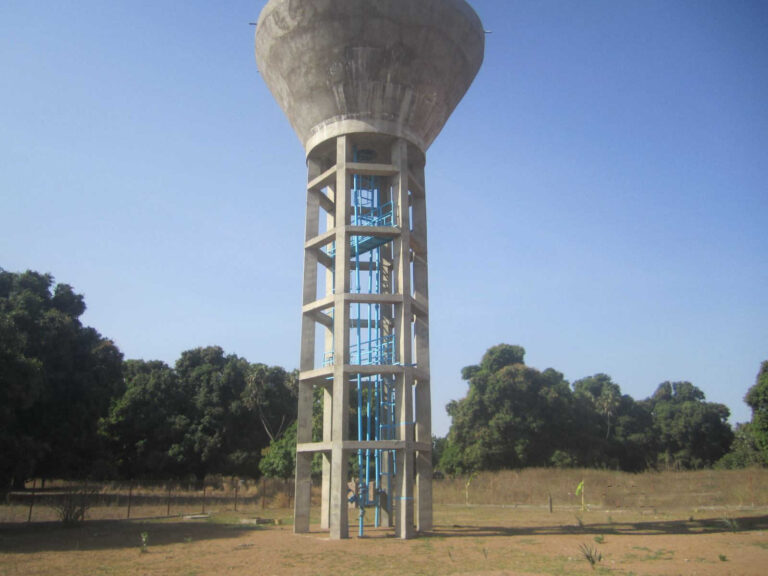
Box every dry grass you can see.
[4,468,767,524]
[2,469,768,575]
[434,467,768,510]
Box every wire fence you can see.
[1,477,295,523]
[3,468,767,524]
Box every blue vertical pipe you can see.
[351,148,364,537]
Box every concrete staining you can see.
[255,0,483,539]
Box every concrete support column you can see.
[294,156,323,534]
[330,135,351,539]
[320,384,332,530]
[411,163,432,532]
[320,181,336,531]
[294,383,313,533]
[392,138,415,539]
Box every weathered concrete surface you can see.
[255,0,484,154]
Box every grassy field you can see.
[2,469,767,575]
[434,467,768,510]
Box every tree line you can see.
[1,269,296,489]
[2,269,766,490]
[435,344,768,475]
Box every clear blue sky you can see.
[2,1,766,436]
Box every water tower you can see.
[255,0,484,539]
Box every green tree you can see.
[166,347,297,482]
[101,350,299,482]
[0,310,44,487]
[259,421,297,480]
[431,435,448,471]
[745,361,768,464]
[441,344,577,474]
[572,374,656,471]
[475,344,525,375]
[609,393,657,471]
[100,360,189,480]
[172,347,250,481]
[646,381,733,469]
[243,363,298,444]
[258,383,326,481]
[0,269,124,487]
[715,422,763,469]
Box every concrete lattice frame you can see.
[255,0,483,539]
[294,134,431,539]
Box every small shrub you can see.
[550,450,576,468]
[50,483,96,525]
[719,516,739,532]
[594,534,605,544]
[718,553,728,562]
[579,543,603,570]
[140,532,149,553]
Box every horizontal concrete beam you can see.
[307,165,336,191]
[297,441,431,453]
[346,161,399,177]
[305,229,336,251]
[346,225,401,239]
[302,294,335,315]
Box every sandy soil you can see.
[1,506,766,575]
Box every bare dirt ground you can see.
[1,504,767,576]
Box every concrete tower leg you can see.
[329,135,351,540]
[294,154,322,534]
[320,182,335,531]
[319,385,332,530]
[392,138,415,539]
[411,163,433,533]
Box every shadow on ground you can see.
[430,514,768,539]
[3,514,766,552]
[0,518,271,554]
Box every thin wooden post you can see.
[287,479,293,509]
[27,478,36,522]
[261,477,266,510]
[127,482,133,519]
[202,485,207,514]
[234,480,239,512]
[166,485,172,516]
